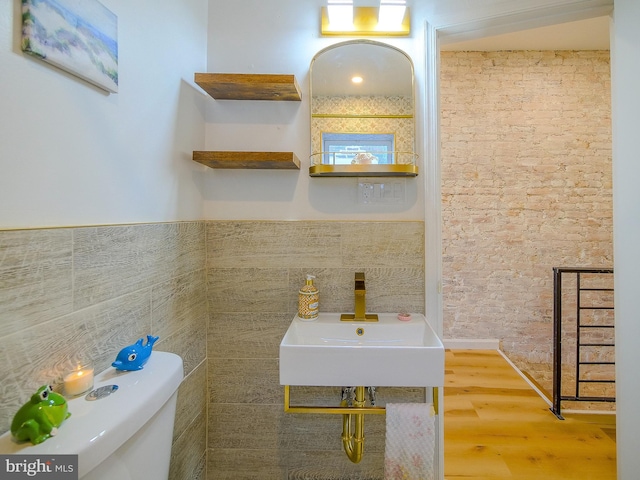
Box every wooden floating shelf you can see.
[194,73,302,101]
[193,151,300,170]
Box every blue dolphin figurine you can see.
[112,335,159,371]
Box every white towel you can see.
[384,403,436,480]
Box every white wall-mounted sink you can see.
[279,313,444,387]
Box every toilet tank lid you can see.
[0,351,184,476]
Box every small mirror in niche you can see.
[309,40,418,177]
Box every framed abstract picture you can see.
[21,0,118,93]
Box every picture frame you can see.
[21,0,118,93]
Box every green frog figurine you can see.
[11,385,71,445]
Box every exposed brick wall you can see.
[440,51,612,392]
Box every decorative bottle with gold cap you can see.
[298,274,319,320]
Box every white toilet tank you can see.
[0,351,183,479]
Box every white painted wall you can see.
[1,0,613,226]
[0,0,208,229]
[203,0,431,220]
[201,0,612,222]
[611,0,640,477]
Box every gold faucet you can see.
[341,272,379,322]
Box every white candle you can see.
[63,365,94,397]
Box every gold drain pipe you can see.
[341,386,366,463]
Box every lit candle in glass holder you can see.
[63,364,94,397]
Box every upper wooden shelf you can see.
[195,73,302,101]
[193,151,300,170]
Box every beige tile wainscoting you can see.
[0,220,424,479]
[205,220,425,479]
[0,222,207,480]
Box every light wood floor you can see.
[444,350,616,480]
